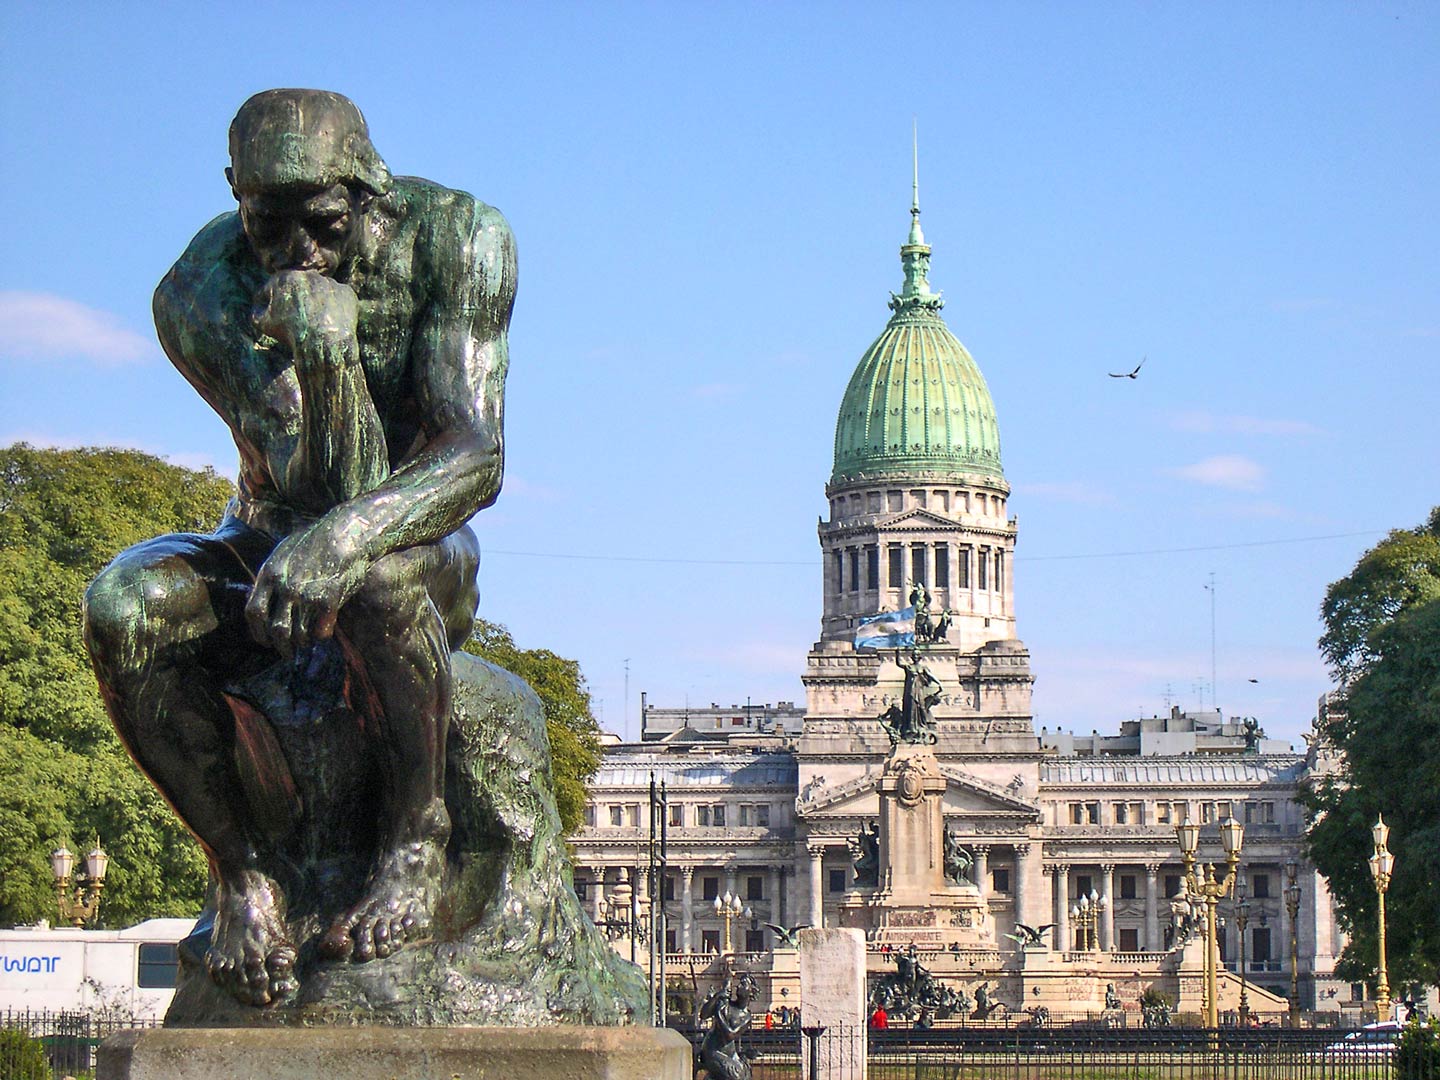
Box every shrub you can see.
[1396,1016,1440,1080]
[0,1028,50,1080]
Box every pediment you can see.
[881,507,959,530]
[797,764,1040,819]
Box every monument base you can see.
[98,1025,692,1080]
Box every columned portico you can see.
[807,844,825,928]
[1053,864,1071,952]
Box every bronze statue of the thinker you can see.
[83,89,642,1024]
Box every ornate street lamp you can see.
[1068,889,1106,951]
[713,892,751,955]
[1284,861,1302,1025]
[1233,873,1251,1026]
[1176,815,1243,1028]
[1368,814,1394,1019]
[51,840,108,927]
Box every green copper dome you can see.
[831,197,1004,486]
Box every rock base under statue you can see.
[168,652,647,1026]
[98,1026,691,1080]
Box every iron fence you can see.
[677,1022,1430,1079]
[0,1009,159,1079]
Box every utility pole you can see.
[623,658,631,741]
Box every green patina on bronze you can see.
[83,88,645,1025]
[831,168,1004,487]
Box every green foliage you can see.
[1303,507,1440,991]
[0,444,231,927]
[0,1027,52,1080]
[461,619,601,835]
[1397,1016,1440,1080]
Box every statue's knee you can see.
[352,553,425,614]
[83,556,200,664]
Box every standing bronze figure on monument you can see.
[83,89,645,1025]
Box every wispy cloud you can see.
[0,291,151,365]
[1164,454,1266,492]
[1169,410,1321,437]
[1014,481,1116,505]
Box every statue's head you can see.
[732,974,758,1006]
[226,89,392,276]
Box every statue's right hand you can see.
[254,271,359,364]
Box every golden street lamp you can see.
[1284,861,1302,1026]
[1069,889,1106,951]
[1233,874,1251,1026]
[713,892,751,954]
[51,840,108,927]
[1176,815,1243,1028]
[1367,814,1394,1019]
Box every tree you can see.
[0,444,233,926]
[462,619,602,835]
[1303,508,1440,991]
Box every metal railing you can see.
[1,1008,159,1079]
[676,1022,1414,1079]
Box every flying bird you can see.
[1005,923,1057,947]
[1109,357,1145,379]
[765,922,813,949]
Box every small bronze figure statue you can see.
[698,973,758,1080]
[851,821,880,887]
[1105,983,1122,1011]
[942,825,972,885]
[878,648,942,745]
[83,89,643,1025]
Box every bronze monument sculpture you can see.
[877,648,942,745]
[697,973,758,1080]
[83,89,645,1025]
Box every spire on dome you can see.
[891,122,943,314]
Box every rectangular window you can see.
[848,548,859,592]
[1252,874,1271,899]
[1075,874,1094,899]
[1119,928,1139,952]
[1157,802,1172,824]
[867,492,882,513]
[958,547,971,589]
[888,544,904,589]
[1216,801,1232,820]
[911,544,927,586]
[575,881,589,901]
[1086,803,1100,825]
[701,930,720,954]
[978,548,989,590]
[665,929,678,952]
[937,491,949,512]
[609,806,623,827]
[584,805,596,827]
[991,867,1011,894]
[625,805,640,828]
[1120,875,1137,900]
[754,804,770,828]
[746,876,764,901]
[711,804,725,828]
[887,490,903,512]
[1262,802,1275,823]
[137,943,178,989]
[1201,802,1215,824]
[744,929,766,953]
[866,546,879,590]
[662,875,676,901]
[702,876,719,901]
[910,489,927,509]
[1244,802,1255,824]
[828,868,846,894]
[1165,875,1182,898]
[995,551,1004,594]
[1115,803,1129,825]
[1070,803,1085,825]
[934,544,949,588]
[832,550,843,593]
[738,804,750,826]
[1252,927,1272,962]
[696,805,710,827]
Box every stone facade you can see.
[568,193,1357,1021]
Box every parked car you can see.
[1318,1020,1403,1058]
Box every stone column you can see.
[724,863,738,903]
[1101,864,1116,951]
[973,845,991,895]
[681,867,695,953]
[1014,843,1035,929]
[807,844,825,929]
[1145,864,1161,953]
[1053,864,1071,952]
[592,870,606,924]
[771,866,783,927]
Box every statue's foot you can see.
[320,804,449,963]
[205,871,297,1006]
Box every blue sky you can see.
[2,3,1436,747]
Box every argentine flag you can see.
[855,606,916,650]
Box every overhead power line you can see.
[482,529,1382,568]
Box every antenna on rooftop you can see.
[1204,572,1217,711]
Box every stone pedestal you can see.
[798,928,865,1080]
[98,1026,691,1080]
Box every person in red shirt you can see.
[869,1004,889,1030]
